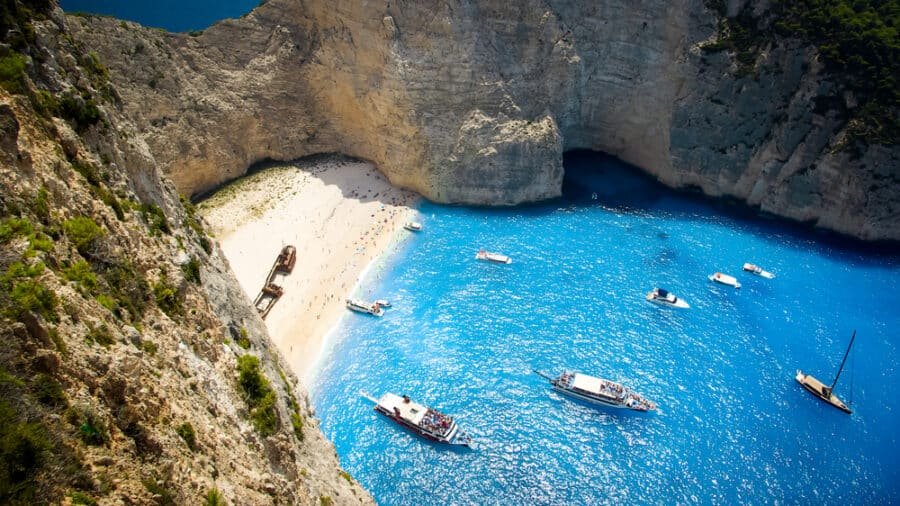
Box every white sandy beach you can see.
[199,157,419,380]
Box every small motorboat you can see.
[534,370,656,412]
[709,272,741,289]
[404,221,423,232]
[374,299,391,308]
[362,392,474,447]
[345,298,385,317]
[743,263,775,279]
[475,249,511,264]
[645,288,689,308]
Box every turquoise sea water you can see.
[59,0,257,32]
[312,152,900,504]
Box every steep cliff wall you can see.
[0,4,370,504]
[68,0,898,240]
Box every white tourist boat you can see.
[708,272,741,288]
[374,299,391,308]
[475,249,512,264]
[404,221,423,232]
[645,288,689,308]
[345,298,385,317]
[743,263,775,279]
[362,392,474,447]
[534,371,657,412]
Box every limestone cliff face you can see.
[69,0,898,239]
[0,6,370,504]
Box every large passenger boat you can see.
[345,298,385,317]
[363,392,474,447]
[535,370,656,412]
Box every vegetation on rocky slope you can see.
[0,1,367,504]
[704,0,899,147]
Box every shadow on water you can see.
[561,150,900,261]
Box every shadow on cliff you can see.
[561,150,900,260]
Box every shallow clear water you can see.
[312,152,900,504]
[60,0,257,32]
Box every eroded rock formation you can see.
[68,0,898,239]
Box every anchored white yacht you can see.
[709,272,741,288]
[404,221,423,232]
[743,263,775,279]
[475,249,511,264]
[345,298,385,317]
[645,288,690,308]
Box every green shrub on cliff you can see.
[63,216,103,256]
[1,261,57,322]
[141,203,171,235]
[236,355,278,436]
[153,275,181,317]
[175,422,197,451]
[58,92,101,131]
[0,399,51,503]
[0,53,28,94]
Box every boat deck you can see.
[378,393,428,425]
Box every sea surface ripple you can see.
[312,153,900,505]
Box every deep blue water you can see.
[312,152,899,504]
[59,0,258,32]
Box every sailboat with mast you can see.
[795,330,856,414]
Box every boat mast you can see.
[830,330,857,390]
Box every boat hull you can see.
[795,371,851,414]
[551,384,653,412]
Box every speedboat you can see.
[404,221,423,232]
[475,249,511,264]
[645,288,689,308]
[345,298,385,317]
[363,392,474,447]
[374,299,391,308]
[743,263,775,279]
[534,371,656,412]
[708,272,741,289]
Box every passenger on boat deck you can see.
[402,395,410,403]
[393,407,401,417]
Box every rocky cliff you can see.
[67,0,899,240]
[0,3,370,504]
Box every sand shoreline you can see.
[198,157,419,382]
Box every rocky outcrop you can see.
[67,0,898,239]
[0,5,370,504]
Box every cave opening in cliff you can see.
[561,150,671,210]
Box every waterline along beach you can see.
[312,154,900,504]
[199,157,418,379]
